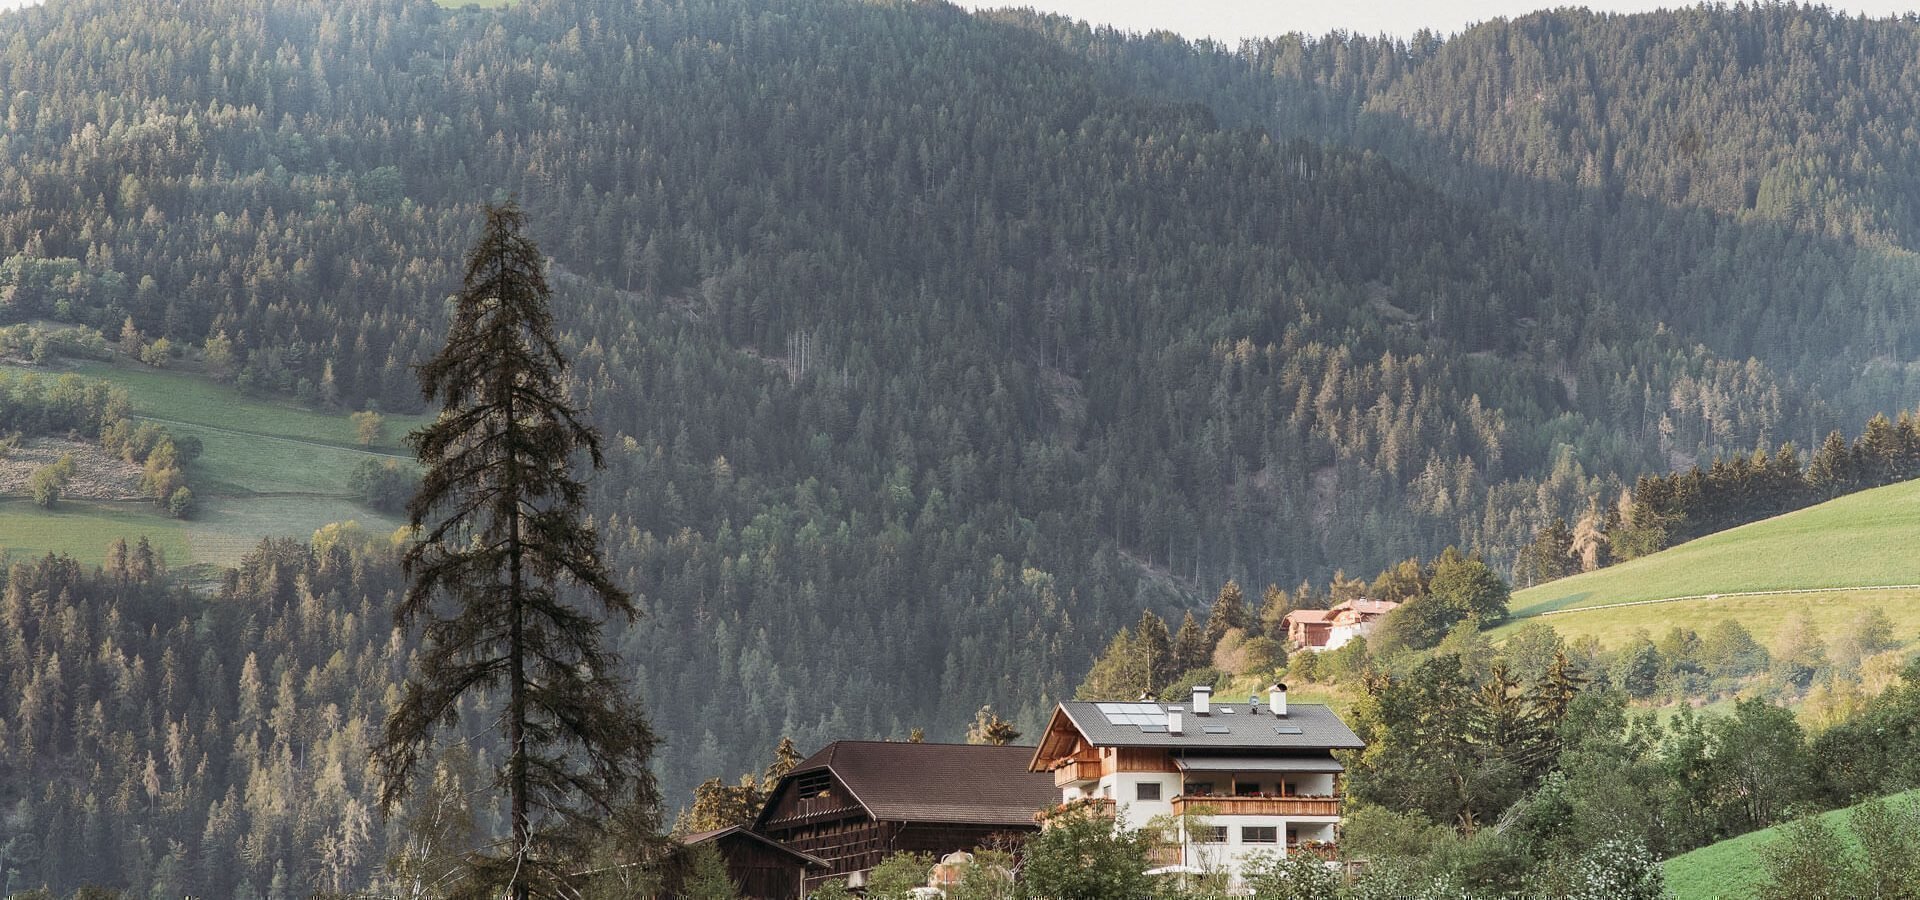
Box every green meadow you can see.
[1508,478,1920,618]
[1664,789,1920,900]
[1491,480,1920,652]
[0,359,416,569]
[1490,586,1920,652]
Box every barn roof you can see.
[756,741,1056,829]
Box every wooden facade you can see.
[757,784,1032,889]
[671,827,825,900]
[752,741,1056,891]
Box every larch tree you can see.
[965,705,1022,745]
[375,201,660,899]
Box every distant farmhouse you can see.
[1028,684,1364,887]
[1282,598,1399,651]
[752,741,1056,891]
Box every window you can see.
[1199,826,1228,844]
[1136,781,1163,802]
[794,772,833,798]
[1184,782,1214,797]
[1241,826,1279,844]
[1235,782,1262,797]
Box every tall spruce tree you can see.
[375,202,660,899]
[1135,610,1174,691]
[1171,611,1210,674]
[1205,580,1250,645]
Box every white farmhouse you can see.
[1027,684,1364,886]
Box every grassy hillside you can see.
[1497,587,1920,655]
[1509,478,1920,609]
[1664,789,1920,900]
[0,359,423,570]
[1491,479,1920,649]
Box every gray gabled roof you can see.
[1055,700,1365,752]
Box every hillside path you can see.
[1517,583,1920,619]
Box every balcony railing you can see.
[1054,758,1101,787]
[1170,795,1341,818]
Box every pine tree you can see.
[1256,584,1291,640]
[375,202,660,899]
[680,843,740,900]
[1075,628,1148,700]
[1204,580,1250,645]
[1134,611,1173,691]
[1519,517,1575,587]
[1171,611,1210,674]
[1806,430,1854,496]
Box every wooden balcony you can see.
[1171,795,1341,818]
[1039,796,1116,828]
[1054,759,1101,787]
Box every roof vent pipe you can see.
[1269,683,1288,718]
[1192,684,1212,715]
[1167,706,1184,735]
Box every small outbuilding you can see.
[674,825,829,899]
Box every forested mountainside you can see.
[1049,4,1920,418]
[7,1,1920,891]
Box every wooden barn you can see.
[673,826,828,900]
[752,741,1058,890]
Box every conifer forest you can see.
[8,0,1920,896]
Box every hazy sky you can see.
[960,1,1920,43]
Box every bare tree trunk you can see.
[505,283,532,900]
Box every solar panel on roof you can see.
[1201,725,1230,734]
[1139,724,1168,733]
[1274,725,1304,735]
[1098,702,1166,726]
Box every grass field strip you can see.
[132,414,413,460]
[1518,584,1920,619]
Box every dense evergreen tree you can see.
[1171,611,1211,674]
[377,203,658,899]
[1134,611,1174,692]
[1205,581,1251,645]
